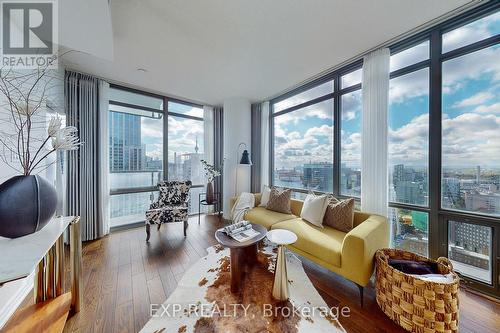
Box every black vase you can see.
[0,175,57,238]
[206,182,214,204]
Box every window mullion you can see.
[333,76,341,197]
[429,29,443,259]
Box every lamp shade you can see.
[239,149,252,165]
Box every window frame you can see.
[268,1,500,298]
[108,84,206,226]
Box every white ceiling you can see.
[62,0,474,105]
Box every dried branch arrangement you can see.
[200,159,225,183]
[0,56,80,176]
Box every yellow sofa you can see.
[230,193,389,306]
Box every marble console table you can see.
[0,216,82,329]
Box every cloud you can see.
[343,111,356,121]
[304,125,333,138]
[385,111,500,166]
[442,113,500,159]
[389,68,429,104]
[453,92,493,108]
[442,11,500,53]
[341,132,361,165]
[286,131,301,140]
[472,102,500,114]
[389,114,429,165]
[443,46,500,93]
[274,121,333,169]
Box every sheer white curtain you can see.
[260,101,270,188]
[361,48,390,216]
[98,80,110,236]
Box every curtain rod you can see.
[264,0,485,102]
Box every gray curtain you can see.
[65,71,105,241]
[214,106,224,213]
[251,103,262,193]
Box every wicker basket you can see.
[375,248,460,333]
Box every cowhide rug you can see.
[140,242,346,333]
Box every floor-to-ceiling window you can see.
[272,81,334,199]
[269,2,500,298]
[340,68,362,198]
[439,9,500,291]
[167,101,205,216]
[109,86,206,227]
[388,41,430,257]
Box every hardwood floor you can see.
[12,214,500,332]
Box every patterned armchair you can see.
[145,180,192,241]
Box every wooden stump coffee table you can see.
[215,223,267,293]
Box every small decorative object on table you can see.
[222,220,260,242]
[266,229,298,301]
[375,248,460,333]
[200,159,224,205]
[0,60,81,238]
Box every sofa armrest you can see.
[341,214,389,286]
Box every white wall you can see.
[222,98,252,219]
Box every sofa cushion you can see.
[259,186,271,207]
[323,197,355,233]
[245,207,296,229]
[272,218,345,267]
[300,192,328,227]
[266,187,292,214]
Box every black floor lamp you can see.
[235,142,252,196]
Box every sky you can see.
[274,10,500,171]
[111,101,204,165]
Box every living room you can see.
[0,0,499,332]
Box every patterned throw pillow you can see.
[266,187,292,214]
[323,196,355,233]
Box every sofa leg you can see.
[146,224,151,242]
[356,284,364,308]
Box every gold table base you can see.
[34,217,82,313]
[272,245,289,301]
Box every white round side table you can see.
[266,229,298,301]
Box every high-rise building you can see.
[394,181,425,205]
[465,191,500,215]
[393,164,405,185]
[303,163,333,192]
[109,112,145,171]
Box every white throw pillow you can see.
[259,186,271,207]
[300,193,328,228]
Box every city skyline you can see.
[108,102,205,225]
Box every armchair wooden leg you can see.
[183,220,187,237]
[356,283,364,308]
[157,223,161,231]
[146,224,151,242]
